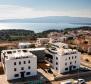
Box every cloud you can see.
[0,5,90,20]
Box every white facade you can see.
[1,49,37,80]
[18,42,31,48]
[45,43,80,73]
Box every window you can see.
[65,58,67,60]
[70,62,72,65]
[56,57,58,60]
[50,60,52,63]
[65,68,68,70]
[75,56,77,58]
[14,74,19,77]
[14,62,16,65]
[73,66,76,68]
[65,63,67,66]
[56,62,58,65]
[28,66,31,69]
[14,68,16,71]
[24,61,26,64]
[28,60,30,63]
[56,67,58,70]
[19,61,21,65]
[26,72,31,75]
[72,56,73,59]
[75,61,76,63]
[7,51,12,54]
[69,57,70,59]
[23,50,27,52]
[21,67,24,70]
[13,51,16,53]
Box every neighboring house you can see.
[18,42,32,49]
[50,42,68,49]
[1,49,37,80]
[88,46,91,54]
[36,38,49,47]
[48,32,63,43]
[45,42,80,73]
[48,32,62,38]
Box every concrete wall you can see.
[5,56,37,80]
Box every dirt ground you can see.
[81,54,91,63]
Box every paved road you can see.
[51,76,91,84]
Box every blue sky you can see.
[0,0,90,19]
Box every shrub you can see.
[85,58,89,62]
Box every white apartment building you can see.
[18,42,31,49]
[1,49,37,80]
[45,43,80,73]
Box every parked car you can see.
[60,79,86,84]
[77,79,86,84]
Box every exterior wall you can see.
[45,49,80,74]
[59,52,80,73]
[5,56,37,80]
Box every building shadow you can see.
[0,63,4,75]
[8,71,52,84]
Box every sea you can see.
[0,23,91,33]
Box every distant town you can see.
[0,26,91,84]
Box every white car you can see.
[77,79,86,84]
[60,79,86,84]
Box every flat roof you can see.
[2,49,37,60]
[19,42,31,45]
[47,48,78,55]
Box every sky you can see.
[0,0,91,20]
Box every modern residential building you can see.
[18,42,31,48]
[45,42,80,73]
[1,49,37,80]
